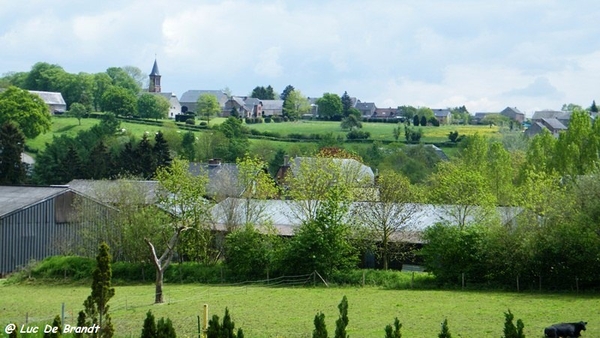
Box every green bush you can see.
[30,256,95,280]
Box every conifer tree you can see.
[141,310,157,338]
[0,121,26,184]
[313,312,328,338]
[157,317,176,338]
[8,323,17,338]
[334,296,349,338]
[438,318,452,338]
[502,310,525,338]
[75,311,86,338]
[82,242,115,338]
[153,131,172,169]
[137,133,156,179]
[384,317,402,338]
[44,315,62,338]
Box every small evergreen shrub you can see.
[438,318,452,338]
[185,118,195,125]
[313,312,327,338]
[384,317,402,338]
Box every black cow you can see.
[544,321,587,337]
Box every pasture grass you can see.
[1,281,598,338]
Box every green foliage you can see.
[207,308,242,338]
[384,318,402,338]
[317,93,343,120]
[0,121,26,184]
[404,126,422,143]
[196,94,221,126]
[346,129,370,140]
[82,242,115,338]
[251,85,276,100]
[448,131,459,143]
[0,86,52,138]
[313,312,328,338]
[44,315,62,338]
[138,94,169,120]
[438,318,452,338]
[101,86,137,117]
[141,310,157,338]
[224,224,281,280]
[284,89,310,120]
[157,317,177,338]
[334,296,349,338]
[68,102,89,125]
[420,115,427,126]
[502,310,525,338]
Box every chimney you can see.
[208,158,222,167]
[283,155,290,166]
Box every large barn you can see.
[0,186,114,276]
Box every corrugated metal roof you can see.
[210,198,522,243]
[0,186,70,217]
[28,90,66,106]
[67,179,159,205]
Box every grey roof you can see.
[260,100,284,110]
[188,162,242,197]
[67,179,159,205]
[180,90,228,105]
[291,157,374,183]
[28,90,66,106]
[541,118,567,130]
[356,102,376,111]
[0,186,71,217]
[501,107,524,116]
[433,109,451,117]
[210,199,522,243]
[532,110,570,121]
[150,59,160,76]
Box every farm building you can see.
[28,90,67,114]
[0,186,115,276]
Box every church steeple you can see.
[149,59,161,93]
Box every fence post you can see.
[516,275,520,292]
[461,273,465,290]
[411,272,414,289]
[576,277,579,293]
[202,304,208,338]
[61,303,65,325]
[362,270,365,287]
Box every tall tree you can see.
[138,93,170,120]
[81,242,115,338]
[101,86,137,117]
[180,131,196,161]
[334,296,349,338]
[250,85,276,100]
[591,100,599,113]
[106,67,140,94]
[283,90,310,120]
[153,131,172,170]
[316,93,343,120]
[93,73,113,111]
[0,121,26,184]
[24,62,67,92]
[341,91,353,117]
[280,84,295,101]
[196,93,221,126]
[149,159,212,303]
[137,134,156,179]
[354,170,421,269]
[0,86,52,138]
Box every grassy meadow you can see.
[0,281,597,338]
[26,116,501,159]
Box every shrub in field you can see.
[45,315,62,338]
[157,317,177,338]
[438,318,452,338]
[207,307,244,338]
[141,310,157,338]
[502,310,525,338]
[334,296,349,338]
[313,312,328,338]
[384,317,402,338]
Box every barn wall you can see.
[0,194,110,276]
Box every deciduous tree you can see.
[283,90,310,120]
[0,86,51,138]
[316,93,343,120]
[196,93,221,126]
[138,93,170,120]
[68,102,88,125]
[101,86,137,117]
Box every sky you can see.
[1,0,600,117]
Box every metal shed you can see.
[0,186,113,276]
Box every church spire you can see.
[149,58,161,93]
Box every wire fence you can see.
[0,271,326,337]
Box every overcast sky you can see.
[1,1,599,116]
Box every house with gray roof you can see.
[500,107,525,123]
[525,118,567,137]
[532,110,571,127]
[179,90,229,114]
[372,107,401,120]
[433,109,452,124]
[152,92,181,119]
[29,90,66,114]
[0,185,114,276]
[355,101,377,118]
[260,100,284,116]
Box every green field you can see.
[0,282,597,338]
[25,117,500,161]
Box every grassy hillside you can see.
[25,116,499,158]
[0,282,596,338]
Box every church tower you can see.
[149,59,161,93]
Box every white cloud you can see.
[254,47,283,78]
